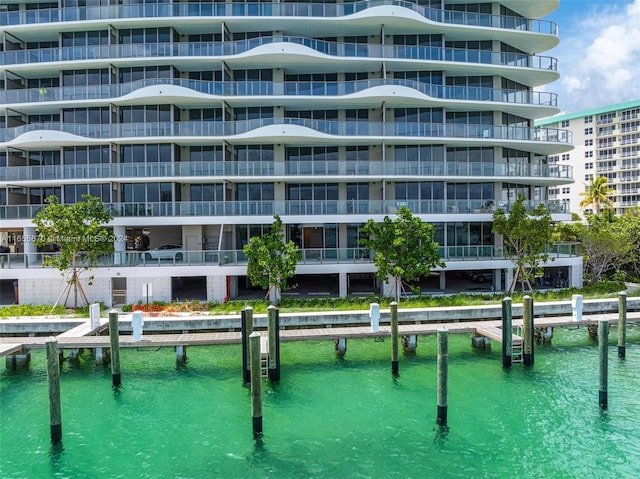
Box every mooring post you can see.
[618,292,627,358]
[108,310,121,387]
[502,297,513,368]
[249,331,263,437]
[241,306,254,384]
[267,305,280,381]
[598,319,609,409]
[390,301,399,376]
[45,337,62,444]
[522,295,534,366]
[437,327,448,428]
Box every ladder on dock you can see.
[260,335,269,378]
[511,326,523,363]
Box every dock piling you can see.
[618,292,627,358]
[502,297,512,368]
[437,327,448,428]
[45,337,62,444]
[108,310,121,387]
[241,306,254,384]
[598,319,609,409]
[522,296,534,366]
[249,331,263,437]
[267,305,281,381]
[390,301,399,376]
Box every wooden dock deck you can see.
[1,311,638,358]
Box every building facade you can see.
[0,0,581,306]
[537,99,640,216]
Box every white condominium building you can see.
[0,0,581,305]
[537,99,640,216]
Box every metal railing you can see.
[0,120,573,146]
[0,1,558,36]
[0,199,571,220]
[0,37,558,72]
[1,160,573,182]
[0,78,558,108]
[0,242,581,270]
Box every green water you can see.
[2,327,640,479]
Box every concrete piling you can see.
[267,305,281,381]
[249,332,263,437]
[522,296,534,366]
[618,292,627,358]
[45,338,62,444]
[108,310,121,387]
[391,301,399,375]
[502,297,513,368]
[437,328,448,428]
[598,319,609,409]
[241,306,254,384]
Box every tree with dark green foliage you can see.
[492,194,553,294]
[243,215,301,304]
[360,206,444,301]
[33,194,114,309]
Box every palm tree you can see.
[579,176,614,214]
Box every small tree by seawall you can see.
[360,206,444,302]
[492,194,552,294]
[244,215,301,304]
[33,194,114,309]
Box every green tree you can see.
[492,194,553,293]
[360,206,444,302]
[33,194,114,309]
[244,215,301,304]
[579,176,614,214]
[580,214,633,283]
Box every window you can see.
[584,151,593,158]
[561,120,570,128]
[584,115,593,124]
[585,139,593,146]
[584,127,593,135]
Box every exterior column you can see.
[113,225,126,265]
[494,269,502,291]
[23,227,37,266]
[339,272,347,298]
[504,268,513,292]
[439,271,446,290]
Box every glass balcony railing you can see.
[0,37,558,72]
[0,1,558,36]
[0,242,581,271]
[0,199,570,220]
[0,120,573,146]
[0,78,558,108]
[0,161,573,182]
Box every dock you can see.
[1,311,638,359]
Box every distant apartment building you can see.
[536,99,640,216]
[0,0,581,305]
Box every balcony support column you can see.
[338,272,347,298]
[113,225,126,265]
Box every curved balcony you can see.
[0,78,558,111]
[1,161,573,183]
[0,199,569,221]
[0,120,573,150]
[0,37,558,72]
[0,1,558,36]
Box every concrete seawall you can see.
[2,297,638,335]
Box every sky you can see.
[541,0,640,114]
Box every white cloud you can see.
[549,0,640,112]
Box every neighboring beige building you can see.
[537,99,640,216]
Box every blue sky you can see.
[540,0,640,113]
